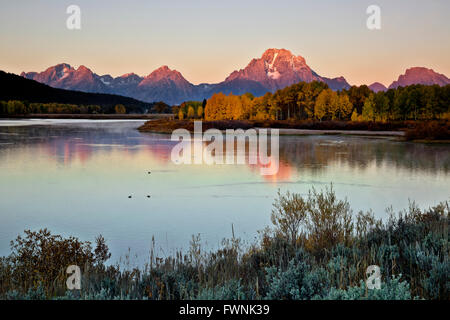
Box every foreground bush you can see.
[0,186,448,300]
[321,276,412,300]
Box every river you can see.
[0,120,448,265]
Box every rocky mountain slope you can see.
[20,50,449,105]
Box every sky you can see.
[0,0,449,86]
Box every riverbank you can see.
[271,128,404,137]
[138,119,405,133]
[138,119,407,137]
[138,119,450,141]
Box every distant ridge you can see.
[368,82,387,92]
[388,67,450,89]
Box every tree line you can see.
[0,100,129,115]
[195,82,450,121]
[173,100,206,120]
[0,71,154,114]
[0,100,174,115]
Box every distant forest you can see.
[176,81,450,121]
[0,71,170,114]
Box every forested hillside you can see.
[0,71,154,114]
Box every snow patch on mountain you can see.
[266,52,281,79]
[268,52,278,70]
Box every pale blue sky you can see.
[0,0,449,86]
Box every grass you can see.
[0,185,448,300]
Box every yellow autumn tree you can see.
[314,89,338,120]
[231,95,243,120]
[114,104,126,114]
[337,94,353,120]
[187,106,195,119]
[178,109,184,120]
[351,109,360,121]
[241,94,253,119]
[197,106,203,119]
[205,92,226,120]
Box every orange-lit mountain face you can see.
[135,66,197,104]
[225,48,349,92]
[20,49,449,105]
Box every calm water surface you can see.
[0,120,449,264]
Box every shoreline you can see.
[262,128,404,137]
[138,119,407,138]
[138,119,450,142]
[1,117,448,142]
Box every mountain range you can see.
[20,48,450,105]
[0,71,153,113]
[387,67,450,89]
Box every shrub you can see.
[196,280,248,300]
[271,190,308,245]
[305,186,353,254]
[264,249,329,300]
[405,121,450,140]
[321,276,412,300]
[5,229,110,298]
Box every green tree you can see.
[153,101,169,113]
[346,85,371,114]
[297,81,328,119]
[0,101,7,114]
[373,92,389,121]
[362,94,375,121]
[7,100,26,115]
